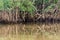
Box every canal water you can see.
[0,23,60,40]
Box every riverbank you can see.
[0,10,60,24]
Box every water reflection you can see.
[0,23,60,40]
[0,23,60,35]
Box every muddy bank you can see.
[0,11,60,23]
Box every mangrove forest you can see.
[0,0,60,23]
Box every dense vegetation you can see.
[0,0,58,13]
[0,0,60,23]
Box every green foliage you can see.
[19,0,36,13]
[44,0,58,13]
[3,0,13,10]
[53,0,58,4]
[0,0,59,14]
[0,0,4,10]
[1,0,36,13]
[35,0,42,6]
[44,4,56,12]
[34,0,58,13]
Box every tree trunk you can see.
[15,7,19,23]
